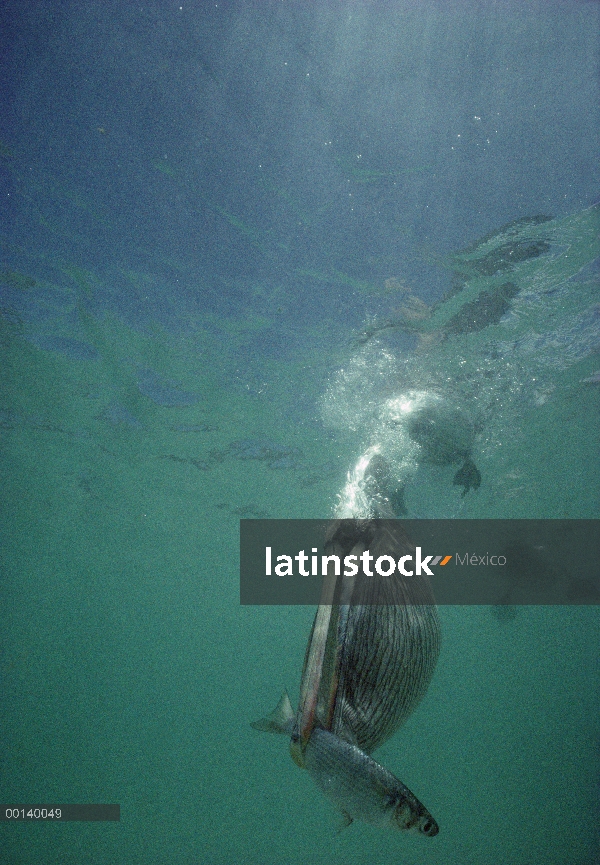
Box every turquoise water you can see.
[1,232,599,862]
[1,2,599,862]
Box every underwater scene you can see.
[1,2,599,864]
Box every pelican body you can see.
[291,519,440,761]
[253,513,441,837]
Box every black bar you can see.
[1,805,120,821]
[240,519,600,605]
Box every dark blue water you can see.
[1,2,599,863]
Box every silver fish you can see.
[253,691,438,836]
[305,727,438,835]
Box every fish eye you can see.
[420,818,438,836]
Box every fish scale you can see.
[304,727,438,835]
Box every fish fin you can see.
[251,690,295,734]
[336,811,353,832]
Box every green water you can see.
[1,257,599,864]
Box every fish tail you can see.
[251,690,295,734]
